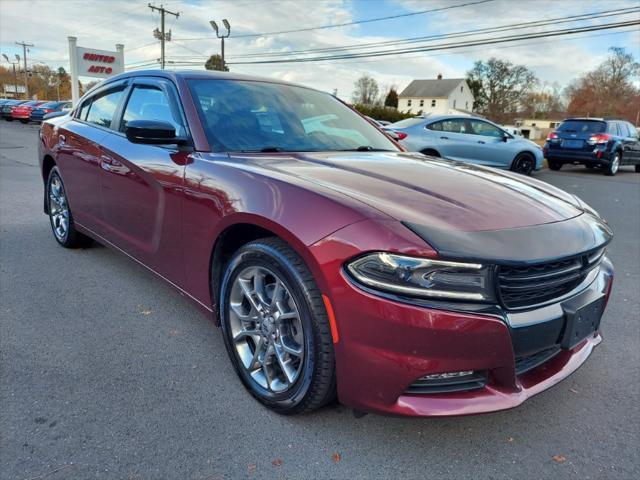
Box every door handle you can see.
[440,136,449,140]
[477,140,485,144]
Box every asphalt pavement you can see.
[1,119,639,480]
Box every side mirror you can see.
[125,119,184,145]
[502,132,510,142]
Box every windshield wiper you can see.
[259,146,287,152]
[341,146,395,152]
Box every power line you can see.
[226,6,640,59]
[172,0,495,41]
[225,19,640,65]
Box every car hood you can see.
[225,151,585,232]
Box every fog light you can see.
[422,371,474,380]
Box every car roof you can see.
[99,69,325,94]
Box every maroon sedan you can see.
[39,70,614,417]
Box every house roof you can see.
[399,79,466,98]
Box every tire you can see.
[511,152,535,175]
[548,160,562,171]
[604,152,620,176]
[19,119,28,124]
[46,166,92,248]
[635,164,640,173]
[219,237,336,414]
[420,149,440,158]
[5,117,13,122]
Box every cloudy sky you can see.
[0,0,638,99]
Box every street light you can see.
[209,19,230,70]
[1,53,21,99]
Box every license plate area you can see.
[561,139,584,149]
[561,295,605,349]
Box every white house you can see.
[398,75,475,116]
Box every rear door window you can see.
[85,89,125,129]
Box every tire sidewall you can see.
[46,166,70,246]
[219,243,317,411]
[513,153,534,175]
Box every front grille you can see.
[498,248,604,309]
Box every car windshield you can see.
[557,120,606,134]
[188,79,399,153]
[388,117,426,129]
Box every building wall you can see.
[517,119,563,129]
[397,97,448,115]
[446,82,474,113]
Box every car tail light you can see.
[44,109,53,113]
[547,131,558,140]
[588,133,611,145]
[395,131,408,140]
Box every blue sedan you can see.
[386,115,544,175]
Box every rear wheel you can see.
[635,164,640,173]
[548,160,562,171]
[604,152,620,176]
[46,167,92,248]
[511,152,535,175]
[219,237,336,414]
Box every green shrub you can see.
[352,104,414,123]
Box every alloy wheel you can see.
[610,154,620,175]
[228,266,305,393]
[49,174,70,242]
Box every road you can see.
[1,119,639,480]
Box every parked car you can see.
[544,117,640,175]
[29,101,72,122]
[1,100,27,121]
[385,115,544,175]
[502,125,524,137]
[11,100,47,123]
[39,70,614,417]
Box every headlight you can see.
[346,252,495,302]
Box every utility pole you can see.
[148,4,179,69]
[15,41,33,98]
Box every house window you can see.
[460,86,463,93]
[431,99,436,107]
[407,99,412,106]
[550,122,556,128]
[454,100,457,108]
[466,101,469,109]
[531,123,536,127]
[419,99,424,107]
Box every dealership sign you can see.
[68,36,124,104]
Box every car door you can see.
[54,83,127,233]
[465,119,511,167]
[97,77,191,286]
[619,122,640,164]
[427,118,475,161]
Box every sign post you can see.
[68,37,124,105]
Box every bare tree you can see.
[352,75,379,105]
[466,58,537,122]
[566,47,639,120]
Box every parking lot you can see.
[0,119,638,479]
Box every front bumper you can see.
[313,226,614,416]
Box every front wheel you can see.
[511,153,535,175]
[605,152,620,176]
[46,167,92,248]
[219,238,336,414]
